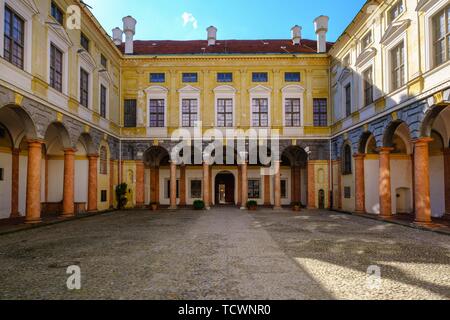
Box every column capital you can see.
[413,137,434,146]
[378,147,394,154]
[88,154,99,159]
[64,148,77,155]
[12,148,20,156]
[353,153,366,160]
[443,148,450,156]
[27,139,44,147]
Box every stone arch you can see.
[358,131,377,154]
[281,146,308,167]
[0,104,39,147]
[144,146,170,167]
[78,132,98,155]
[44,122,73,151]
[420,104,448,138]
[383,120,412,154]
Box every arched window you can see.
[342,144,352,175]
[100,146,108,175]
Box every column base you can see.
[25,218,42,224]
[60,213,75,219]
[273,206,282,211]
[168,206,178,210]
[240,207,247,210]
[354,210,366,214]
[9,212,21,219]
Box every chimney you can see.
[314,15,329,53]
[207,26,217,46]
[291,25,302,45]
[112,27,123,46]
[122,16,137,54]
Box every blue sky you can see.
[86,0,367,42]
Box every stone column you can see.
[414,138,433,224]
[203,162,210,209]
[307,161,316,209]
[87,154,98,212]
[240,162,248,209]
[62,148,76,218]
[444,148,450,215]
[379,147,393,217]
[264,174,271,206]
[135,160,145,208]
[274,161,282,210]
[25,140,43,224]
[291,167,297,203]
[237,165,242,207]
[10,148,20,218]
[354,154,366,214]
[179,165,186,207]
[169,161,177,210]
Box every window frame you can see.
[99,146,108,175]
[100,84,107,118]
[80,68,90,108]
[388,0,405,24]
[390,41,405,91]
[251,98,269,127]
[190,179,202,199]
[181,99,198,127]
[248,179,261,199]
[216,98,234,128]
[363,67,374,106]
[149,99,165,128]
[3,5,25,70]
[50,1,64,25]
[217,72,233,83]
[285,72,301,82]
[182,73,198,83]
[150,73,166,83]
[313,98,328,127]
[49,43,63,92]
[432,5,450,68]
[284,98,301,127]
[124,99,137,128]
[80,32,90,52]
[345,83,352,117]
[252,72,268,82]
[342,144,353,175]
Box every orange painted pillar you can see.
[379,147,393,217]
[241,162,248,209]
[135,161,145,208]
[354,154,366,213]
[444,148,450,215]
[10,148,20,218]
[62,148,76,217]
[87,155,98,212]
[169,161,177,210]
[264,174,271,206]
[414,138,433,224]
[203,162,210,209]
[25,140,43,224]
[307,161,316,209]
[179,165,186,207]
[274,161,282,210]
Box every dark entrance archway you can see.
[215,171,235,205]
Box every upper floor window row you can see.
[433,5,450,67]
[4,6,24,70]
[51,1,64,25]
[285,72,301,82]
[100,54,108,69]
[361,31,373,51]
[50,43,63,92]
[217,72,233,82]
[252,72,268,82]
[388,0,404,23]
[150,73,165,83]
[182,73,198,83]
[80,32,89,51]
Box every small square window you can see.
[51,1,64,25]
[285,72,301,82]
[80,33,90,51]
[361,31,373,50]
[182,73,198,83]
[217,73,233,82]
[344,187,351,199]
[252,72,268,82]
[150,73,165,83]
[191,180,202,198]
[100,54,107,69]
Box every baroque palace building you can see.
[0,0,448,224]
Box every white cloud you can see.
[181,12,198,29]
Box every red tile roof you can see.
[117,39,333,55]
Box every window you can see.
[50,44,63,92]
[217,99,233,127]
[182,73,198,83]
[150,73,165,83]
[363,67,373,106]
[252,72,268,82]
[433,6,450,67]
[80,68,89,108]
[248,180,260,199]
[313,99,328,127]
[361,31,373,50]
[252,98,269,127]
[0,168,3,181]
[181,99,198,127]
[343,144,352,175]
[391,42,405,91]
[124,99,137,127]
[344,187,351,199]
[101,190,107,202]
[345,84,352,117]
[389,1,404,23]
[191,180,202,198]
[281,180,287,199]
[100,54,107,69]
[217,73,233,82]
[343,54,351,67]
[99,146,107,175]
[285,72,301,82]
[51,2,64,25]
[166,180,179,198]
[285,98,301,127]
[80,32,89,51]
[100,85,107,118]
[149,99,165,127]
[4,6,25,69]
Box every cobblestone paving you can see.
[0,209,449,300]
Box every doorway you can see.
[396,187,412,214]
[215,172,235,205]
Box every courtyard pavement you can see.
[0,208,449,300]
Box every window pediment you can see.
[380,19,410,46]
[48,23,73,48]
[178,85,200,93]
[213,85,236,94]
[145,85,168,94]
[337,67,352,83]
[355,47,377,68]
[416,0,439,12]
[248,85,272,94]
[78,50,96,71]
[281,84,305,94]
